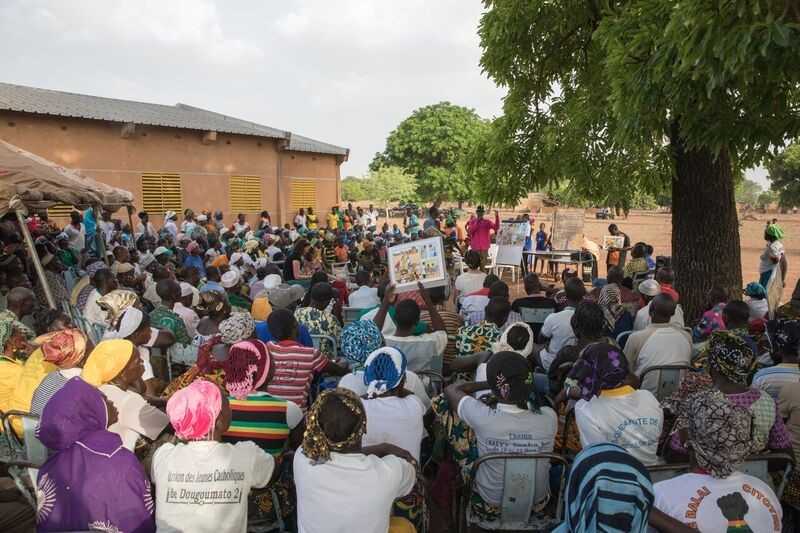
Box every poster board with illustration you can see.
[387,236,447,293]
[551,209,585,250]
[603,235,625,250]
[495,221,531,266]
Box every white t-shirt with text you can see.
[458,397,557,506]
[152,440,274,533]
[655,472,782,533]
[574,386,663,465]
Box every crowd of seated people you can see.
[0,205,797,533]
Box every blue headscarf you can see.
[340,320,383,370]
[363,347,407,398]
[556,443,654,533]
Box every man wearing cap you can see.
[467,206,500,269]
[163,211,178,240]
[173,282,200,337]
[181,241,206,278]
[633,279,685,331]
[221,270,251,311]
[624,294,692,394]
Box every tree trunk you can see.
[670,121,742,321]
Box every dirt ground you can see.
[380,208,797,300]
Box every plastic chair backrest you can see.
[646,463,690,484]
[415,370,444,397]
[616,330,633,350]
[519,306,555,325]
[342,307,364,326]
[467,453,569,530]
[640,365,690,401]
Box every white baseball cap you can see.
[638,279,661,297]
[221,270,240,288]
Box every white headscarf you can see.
[492,322,535,358]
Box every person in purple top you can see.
[35,377,155,533]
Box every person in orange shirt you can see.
[334,239,350,263]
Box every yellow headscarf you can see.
[81,339,135,387]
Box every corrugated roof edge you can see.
[0,82,349,157]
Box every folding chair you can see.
[519,306,556,339]
[1,410,45,508]
[741,452,794,499]
[341,306,364,327]
[459,452,570,532]
[616,330,633,350]
[639,364,691,401]
[166,343,199,381]
[646,462,691,484]
[310,334,338,360]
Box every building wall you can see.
[0,111,342,226]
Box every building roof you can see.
[0,82,348,157]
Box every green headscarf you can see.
[766,224,785,240]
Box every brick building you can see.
[0,82,348,226]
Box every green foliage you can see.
[475,0,800,204]
[735,178,763,206]
[757,189,779,208]
[768,143,800,208]
[341,176,369,202]
[362,166,418,206]
[371,102,489,202]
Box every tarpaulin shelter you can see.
[0,139,134,308]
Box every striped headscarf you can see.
[685,388,754,478]
[707,330,755,385]
[219,312,255,345]
[556,443,654,533]
[363,347,407,398]
[166,379,222,441]
[223,340,272,400]
[597,284,625,331]
[567,343,629,401]
[302,388,366,464]
[341,320,383,369]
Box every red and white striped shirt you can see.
[265,340,328,411]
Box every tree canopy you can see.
[341,166,418,206]
[735,178,763,206]
[477,0,800,317]
[768,143,800,208]
[371,102,489,203]
[341,176,369,202]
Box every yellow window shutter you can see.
[141,174,183,215]
[289,179,317,211]
[46,204,76,219]
[229,176,262,213]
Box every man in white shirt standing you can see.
[83,268,118,326]
[347,270,380,309]
[537,277,585,370]
[634,279,684,330]
[293,208,307,230]
[294,389,416,533]
[366,204,380,231]
[624,294,692,393]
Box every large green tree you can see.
[768,143,800,209]
[371,102,489,204]
[341,176,369,202]
[478,1,800,317]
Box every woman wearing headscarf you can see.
[36,377,155,533]
[655,389,783,531]
[161,311,255,397]
[596,283,634,338]
[8,329,88,434]
[744,281,769,321]
[666,331,792,458]
[555,443,654,533]
[218,339,303,527]
[559,343,663,465]
[338,320,431,409]
[30,330,90,416]
[759,223,785,288]
[152,379,275,533]
[360,347,429,532]
[444,352,557,523]
[294,388,417,533]
[82,339,169,451]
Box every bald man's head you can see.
[7,287,35,317]
[650,294,676,323]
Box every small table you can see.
[522,250,594,280]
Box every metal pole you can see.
[15,209,56,309]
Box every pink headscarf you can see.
[166,379,222,441]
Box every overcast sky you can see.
[0,0,769,187]
[0,0,504,179]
